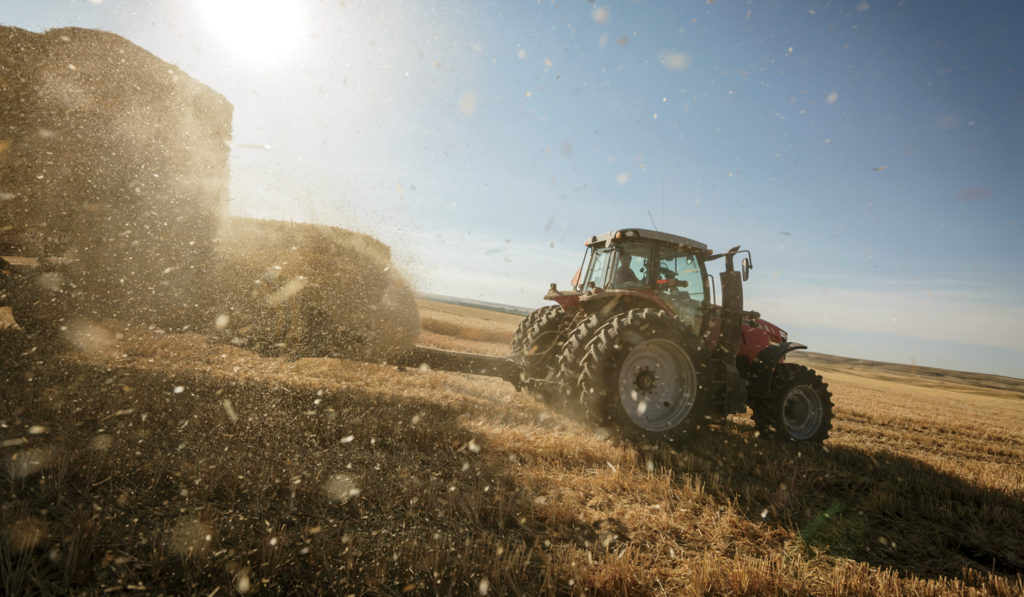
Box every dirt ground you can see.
[1,302,1022,595]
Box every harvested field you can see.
[417,298,520,355]
[1,300,1023,595]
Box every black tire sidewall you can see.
[522,308,567,376]
[582,308,711,443]
[510,305,561,355]
[769,363,833,443]
[555,313,604,390]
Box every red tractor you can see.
[508,228,833,444]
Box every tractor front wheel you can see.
[510,305,567,403]
[510,305,554,354]
[755,363,833,443]
[579,308,710,443]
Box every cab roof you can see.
[585,228,709,252]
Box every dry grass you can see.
[417,298,520,345]
[1,300,1022,595]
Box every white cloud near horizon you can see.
[750,275,1024,352]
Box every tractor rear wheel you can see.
[754,363,833,443]
[510,305,567,403]
[578,308,711,443]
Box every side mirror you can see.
[741,257,751,282]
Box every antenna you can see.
[648,210,659,231]
[661,178,665,223]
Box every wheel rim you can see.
[617,339,697,432]
[782,384,823,440]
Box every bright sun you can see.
[194,0,305,66]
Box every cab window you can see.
[582,247,614,289]
[608,242,651,289]
[654,244,706,332]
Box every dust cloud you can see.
[213,217,420,359]
[0,26,419,358]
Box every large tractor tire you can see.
[752,363,833,443]
[509,305,568,403]
[578,308,711,443]
[554,313,606,400]
[510,305,554,354]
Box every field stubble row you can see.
[1,301,1023,595]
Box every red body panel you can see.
[548,291,582,312]
[578,288,675,313]
[546,287,675,316]
[545,288,787,361]
[706,310,786,358]
[738,317,786,360]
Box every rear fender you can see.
[744,342,808,399]
[547,292,582,314]
[578,290,671,319]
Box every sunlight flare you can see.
[194,0,305,65]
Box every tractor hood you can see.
[738,313,789,360]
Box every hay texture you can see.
[0,26,232,326]
[211,218,419,360]
[0,27,420,357]
[213,218,420,359]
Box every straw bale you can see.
[0,26,232,326]
[1,27,420,355]
[212,217,420,358]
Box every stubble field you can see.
[2,299,1023,595]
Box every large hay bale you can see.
[0,26,232,327]
[212,218,420,359]
[1,27,420,357]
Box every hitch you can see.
[388,346,525,389]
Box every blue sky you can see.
[6,0,1024,377]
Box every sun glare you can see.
[194,0,305,66]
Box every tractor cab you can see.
[549,229,719,335]
[546,227,754,364]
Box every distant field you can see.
[1,299,1022,595]
[416,298,522,355]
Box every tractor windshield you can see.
[608,242,651,289]
[582,247,614,289]
[583,242,652,290]
[654,244,707,333]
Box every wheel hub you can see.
[782,385,823,440]
[617,339,697,432]
[634,367,657,393]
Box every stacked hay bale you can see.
[213,218,420,359]
[0,26,420,357]
[0,26,231,329]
